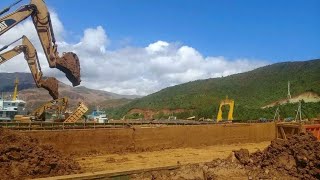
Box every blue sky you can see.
[0,0,319,95]
[43,0,320,62]
[1,0,319,61]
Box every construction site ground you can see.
[21,123,275,156]
[76,141,270,173]
[16,123,275,179]
[3,122,320,179]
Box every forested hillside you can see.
[107,59,320,120]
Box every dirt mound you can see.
[0,128,80,179]
[234,132,320,180]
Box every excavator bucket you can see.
[56,52,81,87]
[40,77,59,100]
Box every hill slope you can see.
[0,73,135,110]
[109,59,320,119]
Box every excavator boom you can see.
[0,0,81,86]
[0,36,58,99]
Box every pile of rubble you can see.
[234,132,320,180]
[0,128,81,179]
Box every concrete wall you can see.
[22,123,276,156]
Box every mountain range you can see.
[0,72,137,110]
[1,59,319,120]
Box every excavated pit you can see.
[0,128,81,180]
[40,77,59,99]
[56,52,81,87]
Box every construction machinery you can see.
[276,122,320,140]
[30,97,68,121]
[0,0,81,87]
[12,76,19,101]
[274,100,320,141]
[23,97,88,123]
[87,106,108,123]
[0,36,59,99]
[64,102,88,123]
[217,96,234,122]
[0,77,27,121]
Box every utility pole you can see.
[294,101,302,122]
[287,81,291,99]
[273,106,280,122]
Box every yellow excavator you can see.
[0,35,59,99]
[30,97,68,121]
[216,96,234,122]
[0,0,81,87]
[30,98,88,123]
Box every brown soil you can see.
[0,128,80,180]
[56,52,81,87]
[129,148,297,180]
[40,77,59,99]
[21,123,275,157]
[234,132,320,180]
[76,142,269,173]
[263,91,320,108]
[130,158,253,180]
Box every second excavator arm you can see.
[0,35,59,99]
[0,0,81,86]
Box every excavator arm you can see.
[0,35,58,99]
[0,0,81,86]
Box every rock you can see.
[234,149,251,165]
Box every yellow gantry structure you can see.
[217,96,234,122]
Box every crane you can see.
[12,76,18,100]
[0,0,81,87]
[0,36,59,99]
[216,96,234,122]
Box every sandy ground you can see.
[76,141,270,173]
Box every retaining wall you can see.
[22,123,276,156]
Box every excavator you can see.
[0,35,59,99]
[30,97,68,121]
[0,0,81,87]
[30,97,88,123]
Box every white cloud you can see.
[0,11,268,96]
[75,26,108,54]
[146,40,169,54]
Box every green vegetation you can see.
[107,59,320,120]
[125,113,144,119]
